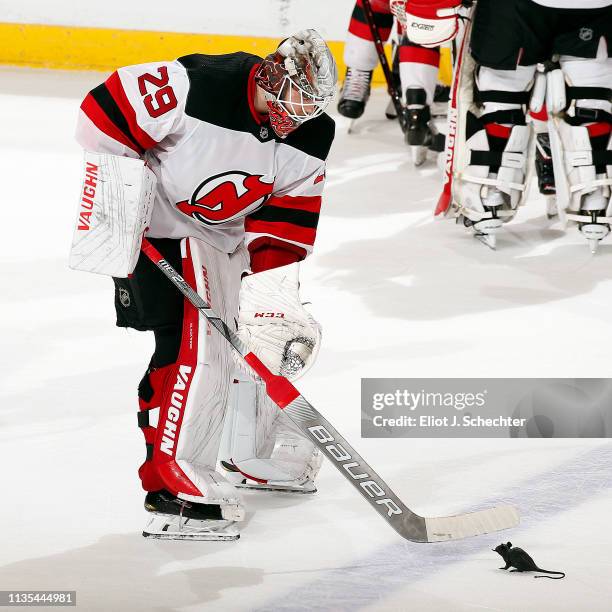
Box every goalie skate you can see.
[404,87,445,167]
[142,489,242,541]
[220,460,317,494]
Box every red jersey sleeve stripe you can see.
[266,195,322,214]
[105,72,158,151]
[80,93,142,154]
[244,218,316,246]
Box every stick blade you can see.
[424,504,519,542]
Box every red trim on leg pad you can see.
[587,122,612,138]
[484,123,512,139]
[229,459,269,484]
[138,240,203,497]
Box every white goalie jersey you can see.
[76,52,335,272]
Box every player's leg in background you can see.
[118,237,248,539]
[339,0,394,119]
[555,6,612,251]
[398,39,442,164]
[530,106,558,218]
[449,0,554,247]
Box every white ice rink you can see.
[1,67,611,611]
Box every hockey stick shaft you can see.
[361,0,407,133]
[141,238,519,542]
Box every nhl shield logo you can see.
[260,126,269,139]
[119,287,131,308]
[579,27,593,42]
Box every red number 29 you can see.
[137,67,177,118]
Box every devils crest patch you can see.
[176,171,274,224]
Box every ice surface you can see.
[1,67,611,611]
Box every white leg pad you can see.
[223,374,322,488]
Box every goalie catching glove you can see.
[237,263,321,381]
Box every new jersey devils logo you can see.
[176,171,274,225]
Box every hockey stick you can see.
[361,0,407,133]
[141,238,519,542]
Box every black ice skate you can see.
[403,87,445,166]
[459,190,508,251]
[142,489,241,541]
[534,132,558,219]
[577,193,611,254]
[338,67,372,125]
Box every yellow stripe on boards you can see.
[0,22,452,86]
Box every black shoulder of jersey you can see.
[177,52,262,131]
[283,113,335,161]
[177,51,335,160]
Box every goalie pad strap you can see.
[460,174,526,192]
[480,109,526,127]
[564,150,612,168]
[567,212,612,224]
[469,150,526,169]
[566,86,612,104]
[569,178,612,194]
[566,108,612,126]
[138,407,160,429]
[473,89,531,105]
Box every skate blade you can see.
[143,513,240,541]
[236,480,317,495]
[474,232,497,250]
[143,531,240,541]
[580,223,609,254]
[347,119,356,135]
[410,145,427,167]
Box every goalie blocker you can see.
[69,152,156,277]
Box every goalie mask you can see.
[255,29,337,138]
